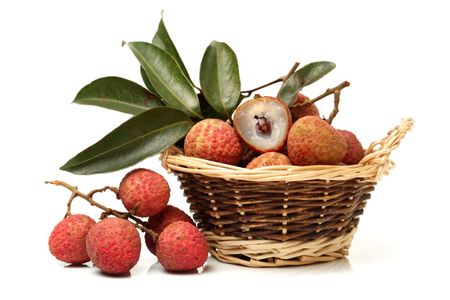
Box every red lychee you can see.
[184,118,243,165]
[233,97,292,153]
[338,130,365,165]
[156,221,209,272]
[290,93,320,122]
[48,214,95,264]
[86,218,141,274]
[118,168,170,217]
[246,152,292,169]
[287,116,347,166]
[145,205,194,255]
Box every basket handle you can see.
[359,118,414,179]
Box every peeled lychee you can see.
[287,116,347,166]
[156,221,208,272]
[233,97,292,153]
[86,218,141,274]
[338,130,365,165]
[184,118,243,165]
[48,214,95,264]
[290,93,320,122]
[246,152,292,169]
[118,168,170,217]
[145,205,194,255]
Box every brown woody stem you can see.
[290,81,350,124]
[291,81,350,109]
[283,62,300,82]
[46,180,159,239]
[240,62,300,97]
[327,90,341,124]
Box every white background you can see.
[1,0,449,299]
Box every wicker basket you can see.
[161,118,414,267]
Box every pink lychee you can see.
[145,205,194,255]
[118,168,170,217]
[86,218,141,274]
[246,152,292,169]
[290,93,320,122]
[184,118,243,165]
[48,214,95,264]
[287,116,347,166]
[156,221,209,272]
[338,130,365,165]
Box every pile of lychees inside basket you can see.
[184,91,364,168]
[48,16,366,275]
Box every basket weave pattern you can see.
[161,118,413,267]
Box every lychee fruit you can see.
[338,130,365,165]
[118,168,170,217]
[233,97,292,153]
[86,218,141,274]
[290,93,320,122]
[48,214,95,264]
[246,152,292,169]
[156,221,209,272]
[184,118,243,165]
[145,205,194,255]
[287,116,347,166]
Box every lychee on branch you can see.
[45,180,159,240]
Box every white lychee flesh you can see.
[233,97,291,153]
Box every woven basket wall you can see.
[161,118,414,267]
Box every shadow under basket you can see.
[161,118,414,267]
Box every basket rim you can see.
[161,118,414,182]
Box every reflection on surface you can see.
[146,257,352,276]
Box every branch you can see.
[240,62,300,97]
[291,81,350,109]
[327,90,341,124]
[240,77,284,97]
[46,180,158,239]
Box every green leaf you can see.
[152,16,192,84]
[60,107,193,175]
[199,41,241,120]
[277,61,336,106]
[128,42,202,119]
[73,77,163,115]
[140,66,160,97]
[198,93,227,120]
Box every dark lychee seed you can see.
[254,115,271,135]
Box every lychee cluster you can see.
[183,92,364,168]
[48,168,208,275]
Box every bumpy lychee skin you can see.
[184,118,243,165]
[233,97,292,153]
[287,116,347,166]
[290,93,320,122]
[156,221,209,272]
[48,214,95,264]
[246,152,292,169]
[145,205,194,255]
[86,218,141,274]
[118,168,170,217]
[338,130,365,165]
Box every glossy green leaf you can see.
[200,41,241,120]
[140,66,160,97]
[128,42,202,119]
[198,93,227,120]
[60,107,193,175]
[277,61,336,106]
[73,77,163,115]
[152,17,193,84]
